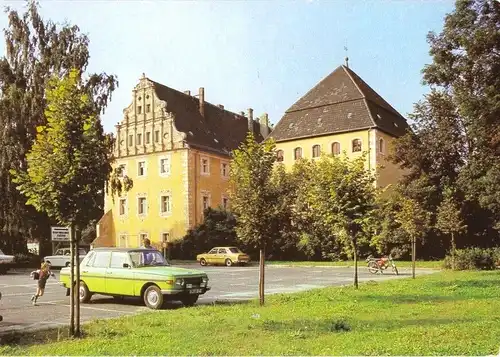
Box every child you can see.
[30,262,55,306]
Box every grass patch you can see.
[267,260,444,269]
[1,271,498,355]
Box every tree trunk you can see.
[412,236,416,279]
[352,241,358,289]
[75,226,81,337]
[69,224,75,337]
[451,232,456,270]
[259,248,265,306]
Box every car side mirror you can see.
[123,263,130,268]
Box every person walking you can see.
[31,262,55,306]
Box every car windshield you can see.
[229,248,241,253]
[129,250,170,267]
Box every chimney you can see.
[239,111,245,116]
[217,104,224,110]
[199,87,205,117]
[184,90,191,96]
[260,113,271,138]
[248,108,254,132]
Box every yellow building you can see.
[94,74,270,248]
[268,64,410,187]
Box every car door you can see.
[105,252,134,296]
[83,250,110,293]
[206,248,219,264]
[217,248,228,264]
[54,249,67,267]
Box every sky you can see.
[0,0,456,133]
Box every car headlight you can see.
[202,277,208,283]
[175,278,184,286]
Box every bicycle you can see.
[366,255,399,275]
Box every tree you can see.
[392,0,500,250]
[11,69,130,337]
[436,187,467,269]
[394,194,431,278]
[230,133,277,305]
[0,1,117,255]
[304,153,377,289]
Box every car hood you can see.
[134,266,207,277]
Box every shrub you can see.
[443,247,498,270]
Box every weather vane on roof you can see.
[344,46,349,68]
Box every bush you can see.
[443,247,499,270]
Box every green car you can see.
[59,247,210,309]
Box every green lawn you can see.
[267,259,444,269]
[1,271,498,355]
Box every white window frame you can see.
[118,198,127,216]
[200,156,210,176]
[159,155,171,177]
[137,160,147,177]
[117,163,127,178]
[312,144,321,159]
[159,193,172,216]
[331,141,341,155]
[352,138,363,153]
[118,234,128,248]
[220,161,229,179]
[138,232,148,247]
[201,191,211,211]
[137,196,147,216]
[294,147,303,160]
[378,137,385,154]
[161,232,170,244]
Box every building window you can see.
[221,162,229,178]
[201,157,210,175]
[138,197,147,215]
[160,157,170,175]
[222,197,229,210]
[378,138,385,154]
[160,195,171,214]
[137,133,142,146]
[294,147,302,160]
[352,139,362,152]
[162,232,170,243]
[137,106,142,114]
[128,134,133,146]
[118,164,126,178]
[202,195,210,210]
[332,142,340,155]
[138,161,146,176]
[119,198,126,216]
[154,130,160,143]
[276,150,284,162]
[139,232,148,247]
[312,145,321,158]
[145,132,151,144]
[146,104,151,113]
[119,234,128,248]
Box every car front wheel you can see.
[144,285,163,310]
[180,294,199,307]
[200,258,207,266]
[79,282,92,303]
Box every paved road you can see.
[0,264,437,334]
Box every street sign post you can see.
[51,226,70,242]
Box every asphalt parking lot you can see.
[0,263,437,334]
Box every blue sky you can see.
[0,0,455,133]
